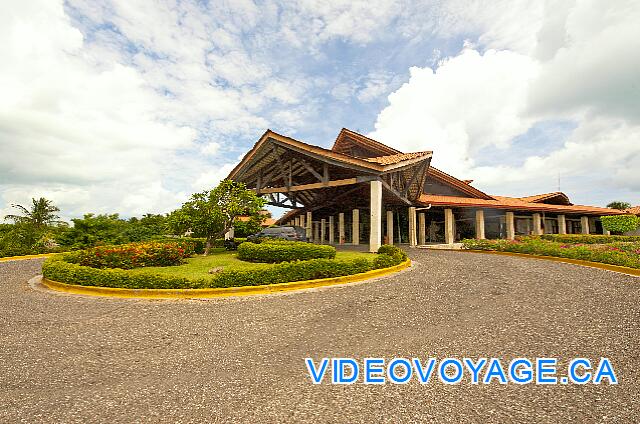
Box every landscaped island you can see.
[462,234,640,270]
[42,240,408,290]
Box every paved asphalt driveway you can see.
[1,250,639,423]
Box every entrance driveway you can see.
[1,250,638,423]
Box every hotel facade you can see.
[228,128,623,251]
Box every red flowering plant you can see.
[69,241,195,269]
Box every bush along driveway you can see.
[462,236,640,270]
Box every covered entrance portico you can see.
[227,129,432,252]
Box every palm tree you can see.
[4,197,65,229]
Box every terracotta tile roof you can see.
[417,194,624,215]
[626,206,640,215]
[519,192,571,204]
[236,215,277,226]
[364,152,431,165]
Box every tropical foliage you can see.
[56,213,171,249]
[42,247,408,289]
[238,240,336,263]
[462,236,640,269]
[64,241,196,270]
[600,214,640,234]
[4,197,65,228]
[168,180,265,255]
[606,201,632,210]
[1,198,67,257]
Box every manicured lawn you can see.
[128,248,374,279]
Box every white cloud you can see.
[370,49,538,176]
[369,0,640,205]
[357,71,402,103]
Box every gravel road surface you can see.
[1,250,638,423]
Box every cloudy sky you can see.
[1,0,639,221]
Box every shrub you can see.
[68,241,195,270]
[237,240,336,263]
[461,237,640,269]
[377,244,408,261]
[42,250,407,289]
[600,215,640,233]
[540,234,640,244]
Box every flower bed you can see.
[41,245,408,289]
[462,237,640,269]
[540,234,640,244]
[64,241,196,269]
[237,240,336,263]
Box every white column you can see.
[558,215,566,234]
[581,216,590,234]
[306,211,312,240]
[475,209,485,240]
[532,213,542,235]
[313,222,320,243]
[386,210,394,246]
[444,208,454,244]
[320,218,326,244]
[505,212,515,240]
[418,213,426,245]
[369,180,383,252]
[352,209,360,245]
[408,207,417,247]
[339,213,345,244]
[329,216,335,244]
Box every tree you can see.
[606,201,631,210]
[56,214,129,248]
[169,180,265,255]
[4,197,65,229]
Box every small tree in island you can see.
[168,180,265,255]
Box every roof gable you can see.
[331,128,401,158]
[425,167,494,200]
[520,192,572,205]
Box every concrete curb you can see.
[39,259,412,299]
[0,253,51,262]
[459,249,640,278]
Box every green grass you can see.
[127,248,373,279]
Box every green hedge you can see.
[150,237,247,253]
[377,244,408,261]
[462,237,640,269]
[539,234,640,244]
[42,249,408,290]
[600,215,640,233]
[237,240,336,263]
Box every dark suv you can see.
[247,226,308,242]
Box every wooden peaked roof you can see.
[229,128,620,217]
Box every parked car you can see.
[247,226,308,242]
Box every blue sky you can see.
[1,0,639,220]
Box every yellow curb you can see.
[460,249,640,277]
[0,253,51,262]
[41,259,412,299]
